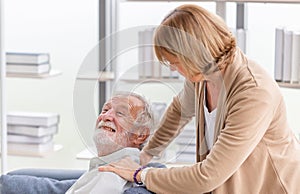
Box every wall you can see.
[5,0,99,170]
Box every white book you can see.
[283,30,293,82]
[274,27,285,82]
[150,30,160,78]
[7,111,60,127]
[6,63,51,74]
[143,29,155,78]
[7,124,58,137]
[138,31,145,78]
[291,31,300,83]
[6,52,50,64]
[8,141,54,155]
[7,134,53,144]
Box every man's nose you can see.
[101,109,114,121]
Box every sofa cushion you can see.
[0,174,76,194]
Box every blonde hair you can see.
[154,4,236,77]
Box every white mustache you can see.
[97,120,117,132]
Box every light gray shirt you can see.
[66,147,140,194]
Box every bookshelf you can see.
[8,144,63,158]
[277,82,300,89]
[2,70,63,167]
[119,78,183,84]
[0,1,63,173]
[121,0,300,89]
[6,70,62,79]
[76,71,115,81]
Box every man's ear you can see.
[132,127,150,147]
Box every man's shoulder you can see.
[89,148,140,170]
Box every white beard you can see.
[93,128,128,157]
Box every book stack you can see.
[274,27,300,83]
[6,52,51,75]
[138,28,179,79]
[174,125,196,163]
[7,111,60,156]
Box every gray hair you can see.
[112,92,155,150]
[112,91,155,148]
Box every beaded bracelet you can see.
[133,166,146,185]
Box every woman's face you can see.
[161,51,205,82]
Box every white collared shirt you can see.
[66,147,140,194]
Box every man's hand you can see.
[98,157,141,182]
[140,150,153,166]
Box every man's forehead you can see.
[108,95,144,107]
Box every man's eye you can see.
[102,108,109,112]
[116,111,125,116]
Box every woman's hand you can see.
[98,157,141,182]
[140,150,153,166]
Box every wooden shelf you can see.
[8,144,63,158]
[6,70,62,79]
[76,71,115,82]
[277,82,300,89]
[119,77,183,84]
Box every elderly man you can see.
[66,92,155,194]
[0,92,158,194]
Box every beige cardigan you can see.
[143,49,300,194]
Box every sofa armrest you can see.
[7,168,85,181]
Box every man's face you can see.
[93,95,145,156]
